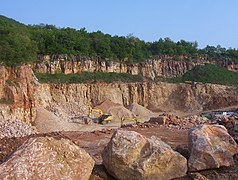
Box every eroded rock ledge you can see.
[34,54,210,79]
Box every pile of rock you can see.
[217,117,238,143]
[184,115,210,125]
[95,100,134,122]
[147,113,210,129]
[0,119,38,139]
[126,103,156,122]
[214,112,238,121]
[153,113,187,127]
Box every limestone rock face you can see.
[102,129,187,180]
[0,137,95,180]
[35,82,238,118]
[34,54,205,79]
[0,65,36,123]
[188,125,238,171]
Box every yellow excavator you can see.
[88,106,113,124]
[121,116,141,126]
[184,80,193,84]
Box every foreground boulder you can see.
[102,129,187,180]
[188,125,238,171]
[0,137,95,179]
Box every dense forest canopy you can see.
[0,15,238,66]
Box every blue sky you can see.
[1,0,238,48]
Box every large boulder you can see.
[102,129,187,180]
[188,124,238,172]
[0,137,95,179]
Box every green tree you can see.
[0,28,37,66]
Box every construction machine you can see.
[184,80,198,89]
[88,106,113,124]
[121,116,141,126]
[184,80,193,84]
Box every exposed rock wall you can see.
[228,63,238,72]
[1,64,238,124]
[0,65,36,123]
[33,55,208,79]
[35,82,238,117]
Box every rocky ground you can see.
[1,62,238,179]
[1,114,238,179]
[0,126,188,179]
[1,85,238,179]
[0,126,187,165]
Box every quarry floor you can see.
[0,125,188,165]
[1,105,238,179]
[1,124,238,179]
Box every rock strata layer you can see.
[35,82,238,117]
[0,65,36,123]
[34,54,207,79]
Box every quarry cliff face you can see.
[34,55,208,79]
[0,65,36,123]
[1,65,238,123]
[35,81,238,117]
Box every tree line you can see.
[0,15,238,66]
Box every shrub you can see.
[0,98,14,104]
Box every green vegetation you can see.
[0,16,37,66]
[35,72,144,84]
[164,64,238,86]
[0,98,14,104]
[1,15,238,66]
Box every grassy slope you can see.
[35,72,144,84]
[164,64,238,86]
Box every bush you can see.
[0,98,14,104]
